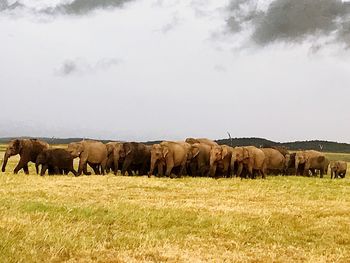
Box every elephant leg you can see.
[247,165,253,179]
[320,169,324,178]
[100,159,107,175]
[23,164,29,175]
[41,165,48,176]
[78,156,88,176]
[91,165,100,175]
[14,160,28,174]
[209,164,217,178]
[178,160,188,177]
[165,159,175,178]
[82,163,91,175]
[69,163,78,176]
[54,167,60,175]
[222,161,229,178]
[121,159,132,176]
[157,163,164,177]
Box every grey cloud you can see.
[213,65,227,72]
[48,0,134,15]
[0,0,23,11]
[56,58,122,76]
[160,14,180,34]
[59,60,78,75]
[0,0,134,15]
[227,0,350,47]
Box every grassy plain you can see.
[0,146,349,262]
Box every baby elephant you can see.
[330,161,347,179]
[36,149,77,176]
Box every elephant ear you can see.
[126,147,132,156]
[162,147,169,158]
[192,146,200,158]
[221,147,228,160]
[243,148,250,159]
[76,143,84,155]
[14,139,24,154]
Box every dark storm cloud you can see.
[0,0,134,15]
[227,0,350,46]
[0,0,23,11]
[48,0,134,15]
[57,58,122,76]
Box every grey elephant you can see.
[330,161,347,179]
[67,140,108,176]
[2,139,49,174]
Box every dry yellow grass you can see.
[0,147,349,262]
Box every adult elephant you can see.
[148,144,166,177]
[105,142,123,173]
[36,148,77,176]
[187,143,211,177]
[113,142,151,176]
[330,161,347,179]
[67,140,107,176]
[231,146,266,179]
[209,145,233,178]
[295,150,327,178]
[2,138,49,174]
[149,141,191,178]
[261,148,285,175]
[185,138,218,147]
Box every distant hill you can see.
[217,138,350,153]
[1,137,350,153]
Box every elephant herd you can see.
[0,138,347,179]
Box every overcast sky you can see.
[1,0,350,142]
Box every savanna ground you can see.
[0,145,349,263]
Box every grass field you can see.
[0,146,350,262]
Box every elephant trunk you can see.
[209,154,216,177]
[149,157,158,177]
[237,163,243,177]
[1,152,9,172]
[113,154,119,175]
[295,160,299,175]
[230,154,237,175]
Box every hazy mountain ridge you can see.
[1,137,350,153]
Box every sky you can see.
[1,0,350,142]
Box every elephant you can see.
[231,146,266,179]
[261,145,289,157]
[261,148,286,175]
[113,142,151,176]
[36,148,77,176]
[67,140,108,176]
[185,138,218,147]
[149,141,191,178]
[284,153,304,175]
[148,144,166,177]
[323,158,330,176]
[105,142,124,173]
[187,143,211,177]
[330,161,347,179]
[2,138,49,174]
[295,150,327,178]
[209,145,233,178]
